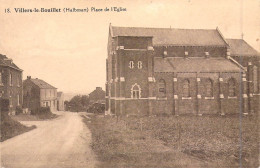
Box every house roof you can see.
[226,39,260,57]
[0,54,23,71]
[29,78,57,89]
[154,57,242,73]
[111,26,227,46]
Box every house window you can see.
[17,94,20,106]
[10,98,12,107]
[158,79,166,97]
[9,73,13,86]
[228,78,236,97]
[253,66,258,93]
[17,75,20,86]
[137,61,142,69]
[131,83,141,99]
[0,72,2,85]
[205,79,213,97]
[129,61,134,69]
[183,79,190,97]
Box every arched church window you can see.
[183,79,190,97]
[228,78,236,97]
[158,79,166,97]
[131,83,141,99]
[205,79,213,97]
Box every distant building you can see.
[89,87,105,104]
[23,76,57,112]
[57,92,64,111]
[0,54,23,115]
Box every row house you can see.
[0,54,23,115]
[23,76,57,112]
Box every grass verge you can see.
[11,112,58,121]
[0,113,36,142]
[84,114,259,168]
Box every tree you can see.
[69,95,83,112]
[67,95,90,112]
[81,95,90,108]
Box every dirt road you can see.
[0,111,97,168]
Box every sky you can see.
[0,0,259,94]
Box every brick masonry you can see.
[0,64,23,115]
[106,25,260,116]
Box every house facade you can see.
[106,24,259,116]
[89,87,105,104]
[23,76,57,112]
[57,92,64,111]
[0,54,23,115]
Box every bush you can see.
[88,103,105,114]
[30,107,56,120]
[31,107,51,115]
[15,106,23,115]
[0,98,9,114]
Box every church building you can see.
[105,24,260,116]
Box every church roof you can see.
[226,39,260,57]
[154,57,242,73]
[29,78,57,89]
[111,26,227,46]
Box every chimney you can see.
[27,76,31,79]
[4,58,13,64]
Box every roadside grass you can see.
[11,112,57,121]
[84,114,259,168]
[0,113,36,142]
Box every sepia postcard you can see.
[0,0,259,168]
